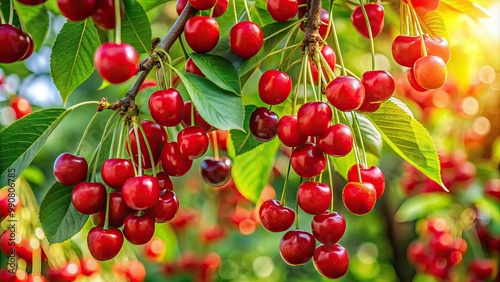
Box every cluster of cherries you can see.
[0,24,34,64]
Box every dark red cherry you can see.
[181,101,214,131]
[147,190,179,223]
[188,0,216,10]
[326,76,365,112]
[101,158,135,190]
[297,102,332,136]
[0,24,31,63]
[184,16,220,53]
[176,0,187,15]
[123,213,155,245]
[311,212,346,245]
[258,70,292,105]
[301,9,330,38]
[317,124,353,157]
[249,107,279,142]
[279,230,316,266]
[72,182,106,215]
[177,126,209,159]
[297,182,331,215]
[156,172,174,192]
[212,0,229,17]
[87,227,123,261]
[122,176,161,210]
[468,259,495,280]
[290,143,326,178]
[160,142,193,177]
[200,156,232,187]
[53,153,88,186]
[267,0,298,22]
[342,182,377,215]
[277,115,307,147]
[313,244,349,279]
[351,3,385,38]
[347,164,385,199]
[127,120,167,169]
[362,70,395,103]
[148,88,184,127]
[229,21,263,59]
[92,0,124,30]
[91,192,133,228]
[94,43,139,84]
[57,0,98,21]
[259,199,295,232]
[185,57,205,77]
[18,35,34,61]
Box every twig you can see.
[302,0,322,56]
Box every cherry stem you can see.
[156,51,170,90]
[267,42,301,58]
[91,111,120,182]
[116,119,126,158]
[232,0,238,23]
[191,101,195,127]
[351,112,368,166]
[137,122,157,176]
[8,0,13,25]
[74,112,100,156]
[114,0,121,44]
[178,35,190,60]
[291,57,306,114]
[323,1,334,40]
[133,122,143,176]
[108,115,122,159]
[279,157,292,206]
[305,50,318,101]
[278,30,301,70]
[317,49,336,80]
[243,0,252,22]
[330,19,347,76]
[31,239,42,277]
[302,48,309,103]
[125,128,139,176]
[295,177,303,229]
[103,185,111,230]
[358,0,376,70]
[264,22,300,41]
[211,131,220,160]
[327,157,334,213]
[0,8,6,24]
[68,100,100,110]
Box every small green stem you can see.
[342,112,362,181]
[330,19,347,76]
[358,0,376,70]
[295,177,303,229]
[232,0,238,23]
[267,42,302,58]
[103,186,111,230]
[243,0,252,22]
[190,101,195,127]
[279,157,292,206]
[178,36,189,60]
[116,119,126,158]
[0,7,6,24]
[264,22,300,41]
[68,100,100,110]
[108,117,122,159]
[125,129,139,176]
[133,122,143,176]
[74,112,100,156]
[8,0,13,25]
[114,0,121,44]
[91,111,119,182]
[302,48,309,103]
[212,131,220,160]
[137,122,157,176]
[351,112,368,166]
[327,157,334,213]
[292,57,306,115]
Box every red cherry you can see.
[326,76,365,112]
[0,24,31,63]
[229,21,263,59]
[356,100,382,113]
[18,35,34,61]
[59,262,81,281]
[57,0,98,21]
[188,0,216,10]
[185,57,205,76]
[342,182,377,215]
[317,124,353,157]
[177,126,209,159]
[91,192,133,228]
[144,237,166,261]
[181,100,214,131]
[92,0,124,30]
[10,97,32,119]
[71,182,106,215]
[148,88,184,127]
[318,9,330,38]
[391,35,422,68]
[267,0,298,22]
[402,0,440,12]
[101,158,135,190]
[122,176,161,210]
[156,171,174,191]
[407,67,427,92]
[184,16,220,53]
[176,0,187,15]
[147,190,179,223]
[347,164,385,199]
[200,156,232,186]
[313,244,349,279]
[351,3,385,38]
[468,259,495,280]
[277,115,307,147]
[127,120,167,169]
[249,107,279,142]
[94,43,139,84]
[362,70,395,103]
[80,257,101,276]
[212,0,229,17]
[87,227,123,261]
[413,55,447,90]
[297,101,332,136]
[53,153,88,186]
[259,199,295,232]
[311,211,346,245]
[279,230,316,265]
[123,213,155,245]
[297,181,331,215]
[160,142,193,176]
[311,45,336,83]
[424,34,451,64]
[290,143,327,178]
[258,70,292,105]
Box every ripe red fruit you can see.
[297,101,332,136]
[413,55,447,90]
[267,0,298,22]
[297,182,332,215]
[123,213,155,245]
[160,142,193,176]
[181,101,213,131]
[71,182,106,214]
[91,192,133,228]
[184,16,220,53]
[229,21,263,59]
[10,97,32,119]
[212,0,229,17]
[318,9,330,38]
[57,0,98,21]
[402,0,440,12]
[127,120,167,169]
[148,88,184,127]
[347,164,386,199]
[317,124,353,157]
[53,153,88,186]
[279,230,316,265]
[258,70,292,105]
[200,156,232,186]
[311,45,336,83]
[156,171,174,191]
[185,57,205,77]
[277,115,307,147]
[144,237,166,261]
[351,4,385,38]
[19,36,34,61]
[342,182,377,215]
[101,158,135,190]
[313,244,349,279]
[468,259,495,280]
[92,0,124,30]
[16,0,46,4]
[94,43,139,84]
[326,76,366,112]
[177,126,209,159]
[356,100,382,113]
[249,107,279,142]
[259,199,295,232]
[291,143,327,178]
[188,0,216,10]
[87,227,123,261]
[407,67,427,92]
[362,70,395,103]
[392,34,450,68]
[147,190,179,222]
[122,176,161,210]
[80,257,101,276]
[0,24,31,63]
[311,212,346,245]
[424,34,451,64]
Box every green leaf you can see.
[13,2,49,51]
[228,105,262,156]
[394,193,453,222]
[189,53,241,95]
[441,0,491,19]
[39,182,88,244]
[0,108,71,187]
[230,139,280,203]
[135,0,169,11]
[330,151,357,180]
[122,0,152,54]
[50,19,100,104]
[173,69,244,130]
[366,99,446,190]
[355,114,383,158]
[417,11,449,42]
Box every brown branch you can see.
[303,0,322,55]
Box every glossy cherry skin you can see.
[184,16,220,53]
[362,70,395,103]
[87,227,123,261]
[277,115,307,147]
[311,212,346,245]
[17,0,46,4]
[279,230,316,266]
[156,171,174,192]
[313,244,349,279]
[249,107,279,142]
[148,88,184,127]
[342,182,377,215]
[291,143,327,178]
[160,142,193,176]
[71,182,106,215]
[402,0,440,12]
[258,70,292,105]
[351,3,384,38]
[53,153,88,186]
[347,164,385,199]
[311,45,336,83]
[185,57,205,77]
[91,192,133,228]
[297,182,332,215]
[200,156,232,186]
[177,126,209,159]
[123,213,155,245]
[57,0,97,21]
[356,100,381,113]
[413,55,447,90]
[181,101,213,131]
[267,0,298,22]
[10,97,32,119]
[19,36,34,61]
[188,0,216,10]
[127,120,167,169]
[230,21,263,59]
[392,34,450,68]
[212,0,229,17]
[259,199,295,232]
[317,124,353,157]
[147,190,179,223]
[318,9,330,38]
[297,102,332,136]
[407,67,427,92]
[424,35,451,64]
[122,176,161,210]
[0,24,31,63]
[468,259,494,280]
[326,76,366,112]
[94,43,139,84]
[92,0,124,30]
[101,158,135,189]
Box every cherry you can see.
[127,120,167,169]
[424,34,451,64]
[413,55,447,90]
[258,70,292,105]
[311,45,336,83]
[351,3,384,38]
[10,97,32,119]
[147,190,179,223]
[87,227,123,261]
[356,100,382,113]
[297,181,331,215]
[58,262,81,281]
[0,190,20,220]
[249,107,279,142]
[311,212,346,245]
[407,67,427,92]
[267,0,298,22]
[160,142,193,176]
[392,34,450,68]
[101,158,135,189]
[297,101,332,136]
[19,36,34,61]
[0,24,31,63]
[122,176,161,210]
[200,156,232,186]
[177,126,209,159]
[156,171,174,191]
[291,143,326,178]
[144,237,166,261]
[94,43,139,84]
[91,192,133,228]
[199,225,226,244]
[181,101,213,131]
[57,0,98,21]
[230,21,263,59]
[184,16,220,53]
[53,153,88,186]
[148,88,184,127]
[313,244,349,279]
[80,257,101,276]
[347,164,385,199]
[279,230,316,266]
[185,57,205,77]
[277,115,307,147]
[402,0,440,12]
[317,124,353,157]
[71,182,106,215]
[342,182,377,215]
[259,199,295,232]
[212,0,229,17]
[176,0,187,15]
[326,76,366,112]
[188,0,216,10]
[301,9,330,38]
[16,0,46,4]
[468,259,494,280]
[92,0,124,30]
[362,70,395,103]
[123,213,155,245]
[297,0,307,18]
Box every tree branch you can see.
[303,0,322,54]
